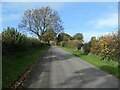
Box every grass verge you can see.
[62,47,120,79]
[3,45,50,88]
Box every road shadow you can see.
[22,48,52,88]
[22,46,119,88]
[57,67,119,88]
[22,46,78,88]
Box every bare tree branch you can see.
[19,6,64,41]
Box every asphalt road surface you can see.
[23,46,119,88]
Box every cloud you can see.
[88,13,118,28]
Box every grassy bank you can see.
[3,45,50,88]
[62,47,120,79]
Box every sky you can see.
[0,2,118,42]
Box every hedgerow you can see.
[2,27,49,55]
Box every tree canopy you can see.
[57,32,72,42]
[42,29,57,43]
[19,6,64,41]
[73,33,83,42]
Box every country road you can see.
[23,46,118,88]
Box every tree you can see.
[57,32,72,42]
[89,36,97,48]
[73,33,83,42]
[42,29,57,43]
[90,36,96,42]
[19,6,64,41]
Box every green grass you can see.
[3,45,50,88]
[62,47,120,79]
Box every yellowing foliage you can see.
[91,34,118,61]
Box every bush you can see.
[91,34,118,61]
[60,41,68,47]
[2,27,49,55]
[2,27,27,54]
[82,43,91,55]
[26,37,41,48]
[67,40,82,49]
[59,40,83,50]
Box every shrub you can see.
[91,34,118,61]
[67,40,82,49]
[82,43,91,55]
[60,41,68,47]
[2,27,27,54]
[59,40,83,50]
[2,27,49,55]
